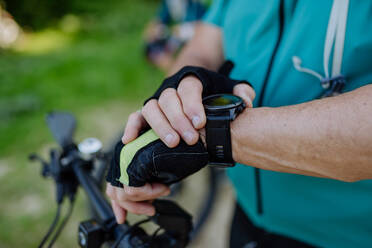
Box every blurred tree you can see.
[1,0,74,30]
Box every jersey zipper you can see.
[255,0,285,215]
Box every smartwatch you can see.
[203,94,246,167]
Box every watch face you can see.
[203,94,243,110]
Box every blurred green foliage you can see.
[2,0,159,30]
[2,0,75,30]
[0,0,164,157]
[0,1,163,247]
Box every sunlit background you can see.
[0,0,233,247]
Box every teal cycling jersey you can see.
[204,0,372,247]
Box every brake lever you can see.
[29,153,51,178]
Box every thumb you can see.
[233,83,256,108]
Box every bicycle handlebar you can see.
[31,111,193,248]
[71,157,150,248]
[72,160,116,229]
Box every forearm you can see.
[231,84,372,182]
[168,23,224,75]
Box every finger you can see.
[118,183,170,202]
[111,200,127,224]
[158,88,199,145]
[122,111,148,144]
[106,183,117,200]
[142,99,180,148]
[177,76,206,129]
[116,200,155,216]
[233,84,256,108]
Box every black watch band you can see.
[205,113,235,167]
[203,94,246,167]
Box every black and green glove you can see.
[144,63,252,105]
[106,129,208,187]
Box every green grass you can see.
[0,1,164,247]
[0,0,163,157]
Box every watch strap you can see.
[205,115,235,167]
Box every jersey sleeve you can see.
[202,0,227,27]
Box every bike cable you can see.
[111,218,151,248]
[38,203,62,248]
[47,199,75,248]
[149,226,163,246]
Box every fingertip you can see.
[164,133,180,148]
[241,94,253,108]
[112,200,126,224]
[162,188,171,197]
[234,83,256,101]
[142,203,156,216]
[147,206,156,216]
[183,130,199,145]
[122,111,147,144]
[191,114,206,129]
[234,87,254,108]
[191,115,201,128]
[151,183,169,191]
[122,130,136,144]
[183,106,206,129]
[151,183,171,197]
[247,85,256,100]
[121,135,130,144]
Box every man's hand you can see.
[123,75,255,148]
[108,23,237,223]
[106,182,170,224]
[106,129,208,223]
[108,130,208,187]
[114,66,255,223]
[114,74,254,222]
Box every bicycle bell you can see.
[78,137,102,160]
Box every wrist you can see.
[230,117,239,163]
[230,107,273,164]
[230,107,252,163]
